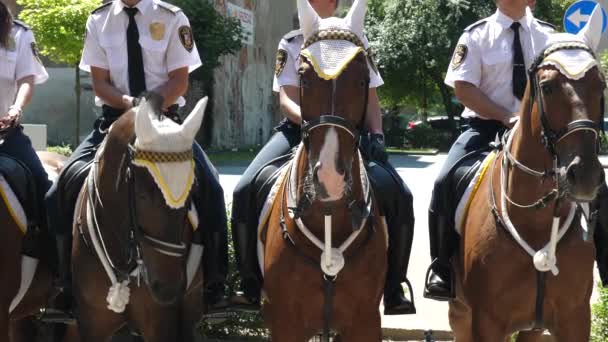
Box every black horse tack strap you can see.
[279,161,375,340]
[528,41,601,155]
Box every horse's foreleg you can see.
[337,311,382,342]
[471,311,508,341]
[515,330,544,342]
[449,298,473,342]
[550,305,590,342]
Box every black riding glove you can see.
[369,133,388,164]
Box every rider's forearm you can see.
[153,67,189,111]
[13,75,35,112]
[365,88,383,135]
[280,86,302,125]
[91,67,133,110]
[454,81,513,125]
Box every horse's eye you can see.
[301,78,309,88]
[540,82,554,95]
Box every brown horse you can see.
[71,93,206,342]
[0,149,66,341]
[449,37,606,340]
[262,0,387,341]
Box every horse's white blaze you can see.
[317,127,345,201]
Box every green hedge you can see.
[593,284,608,341]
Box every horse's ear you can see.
[298,0,320,39]
[345,0,367,37]
[181,97,207,141]
[135,97,158,142]
[577,4,603,52]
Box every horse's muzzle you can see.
[563,155,603,202]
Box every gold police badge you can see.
[149,22,165,41]
[275,49,287,77]
[451,44,468,70]
[178,26,194,53]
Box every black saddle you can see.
[58,152,95,219]
[0,153,38,226]
[254,153,295,217]
[445,148,492,216]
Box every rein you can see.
[81,140,193,313]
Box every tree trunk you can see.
[74,65,81,145]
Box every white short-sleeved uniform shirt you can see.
[0,21,48,117]
[273,29,383,92]
[80,0,202,107]
[445,8,554,119]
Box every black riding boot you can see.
[595,184,608,287]
[202,229,230,313]
[424,210,456,301]
[38,233,74,322]
[55,234,72,295]
[383,223,416,315]
[231,221,262,311]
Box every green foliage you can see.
[17,0,101,65]
[592,283,608,341]
[170,0,244,87]
[47,144,73,157]
[403,122,453,151]
[366,0,575,116]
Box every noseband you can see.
[528,41,601,156]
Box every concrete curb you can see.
[382,327,453,341]
[380,328,556,341]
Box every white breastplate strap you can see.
[500,123,576,276]
[287,148,371,277]
[85,160,131,313]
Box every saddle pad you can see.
[0,174,27,234]
[454,151,497,235]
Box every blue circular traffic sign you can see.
[563,0,607,34]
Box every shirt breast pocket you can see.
[99,34,126,72]
[140,36,168,74]
[481,51,512,84]
[0,51,17,80]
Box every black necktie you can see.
[124,7,146,97]
[511,22,526,100]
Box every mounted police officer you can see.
[45,0,229,313]
[0,2,50,243]
[231,0,416,315]
[423,0,608,301]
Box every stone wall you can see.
[207,0,354,149]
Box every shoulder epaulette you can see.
[535,19,556,31]
[283,29,302,43]
[464,19,488,32]
[91,2,112,14]
[157,1,182,14]
[12,20,29,31]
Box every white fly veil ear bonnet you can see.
[535,5,603,80]
[536,34,598,81]
[132,96,207,209]
[297,0,375,80]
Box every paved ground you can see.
[217,153,608,341]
